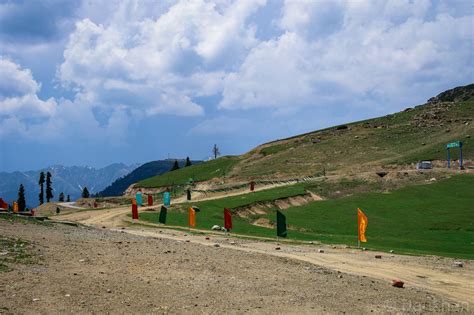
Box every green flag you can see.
[159,206,167,224]
[276,210,287,238]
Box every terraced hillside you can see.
[137,84,473,189]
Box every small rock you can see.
[185,240,190,243]
[453,261,463,268]
[79,259,85,262]
[213,244,220,248]
[107,289,112,293]
[389,250,394,253]
[211,225,221,231]
[65,294,71,297]
[318,249,325,253]
[337,275,343,279]
[375,255,382,259]
[205,237,210,240]
[32,298,40,302]
[230,241,236,245]
[275,247,281,250]
[362,247,367,251]
[392,279,404,288]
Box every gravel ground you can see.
[0,219,469,314]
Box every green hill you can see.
[137,84,473,188]
[98,159,201,196]
[139,174,474,259]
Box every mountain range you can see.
[0,163,138,207]
[97,159,201,197]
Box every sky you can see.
[0,0,473,172]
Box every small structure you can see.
[416,161,432,170]
[249,181,256,192]
[446,141,463,169]
[0,198,8,210]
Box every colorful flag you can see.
[147,194,153,206]
[13,202,18,213]
[135,192,142,206]
[358,208,368,243]
[224,208,232,230]
[163,192,171,206]
[132,198,137,206]
[159,206,167,224]
[276,210,287,238]
[132,204,138,220]
[188,207,196,228]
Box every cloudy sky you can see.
[0,0,472,171]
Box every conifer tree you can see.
[46,172,53,202]
[82,187,90,198]
[170,160,180,171]
[185,157,192,167]
[58,192,65,202]
[67,195,71,202]
[212,144,220,159]
[18,184,26,212]
[38,172,45,205]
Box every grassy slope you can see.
[236,100,473,178]
[140,175,474,259]
[137,156,239,188]
[137,100,473,188]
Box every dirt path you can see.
[52,206,474,307]
[1,219,470,314]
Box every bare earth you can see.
[0,218,472,314]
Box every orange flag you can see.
[188,207,196,228]
[358,208,368,243]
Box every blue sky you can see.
[0,0,473,172]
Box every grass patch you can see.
[0,236,38,272]
[140,175,474,259]
[137,156,240,188]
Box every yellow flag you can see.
[13,202,18,213]
[131,198,137,205]
[358,208,368,243]
[188,207,196,228]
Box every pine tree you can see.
[58,192,65,202]
[38,172,45,205]
[185,157,192,167]
[82,187,90,198]
[46,171,53,202]
[170,160,180,171]
[67,195,71,202]
[18,184,26,212]
[212,144,220,159]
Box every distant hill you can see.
[137,84,473,188]
[97,159,201,196]
[0,164,138,207]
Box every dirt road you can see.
[0,219,470,314]
[52,206,474,308]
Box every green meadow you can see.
[139,174,474,259]
[137,156,239,188]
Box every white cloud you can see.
[58,0,266,118]
[0,57,57,118]
[220,1,473,111]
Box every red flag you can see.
[224,208,232,230]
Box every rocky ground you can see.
[0,218,470,314]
